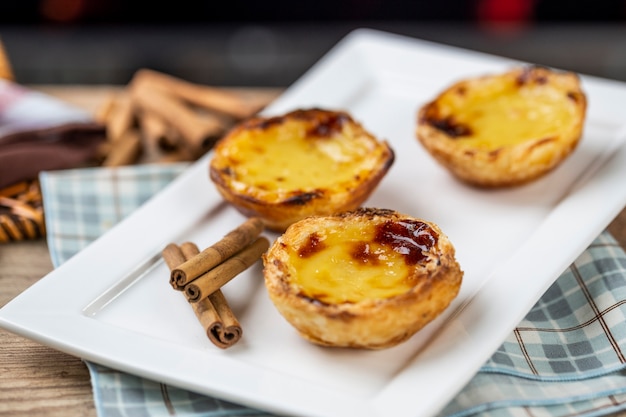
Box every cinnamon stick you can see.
[94,93,117,124]
[162,242,186,272]
[130,82,225,157]
[184,236,269,303]
[101,130,142,167]
[171,217,265,288]
[136,108,180,151]
[105,94,135,142]
[196,293,242,348]
[162,242,242,348]
[132,68,262,120]
[180,242,243,347]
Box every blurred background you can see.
[1,0,626,87]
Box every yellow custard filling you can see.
[437,80,578,150]
[287,220,437,304]
[221,120,381,193]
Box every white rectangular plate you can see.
[2,28,626,417]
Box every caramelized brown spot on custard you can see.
[343,207,395,219]
[516,66,534,86]
[298,232,326,258]
[516,66,547,86]
[488,148,502,159]
[427,115,472,138]
[247,115,284,130]
[350,241,381,265]
[374,220,438,265]
[306,112,350,138]
[567,91,581,102]
[455,86,467,96]
[220,166,234,177]
[281,190,324,205]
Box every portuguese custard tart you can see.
[262,207,463,350]
[416,66,587,187]
[209,108,395,232]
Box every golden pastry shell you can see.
[416,66,587,187]
[209,108,395,232]
[262,207,463,349]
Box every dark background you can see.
[1,0,626,86]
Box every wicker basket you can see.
[0,180,45,243]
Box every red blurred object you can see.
[38,0,114,24]
[476,0,535,33]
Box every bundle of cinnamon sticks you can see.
[162,217,268,349]
[96,69,269,167]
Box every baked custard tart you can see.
[416,66,587,187]
[209,108,395,232]
[263,207,463,349]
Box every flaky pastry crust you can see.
[263,207,463,349]
[416,66,587,187]
[209,108,395,231]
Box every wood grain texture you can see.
[0,240,95,417]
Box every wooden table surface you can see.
[1,85,626,417]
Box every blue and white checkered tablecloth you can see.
[40,163,626,417]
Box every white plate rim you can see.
[2,28,626,417]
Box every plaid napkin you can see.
[40,163,626,417]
